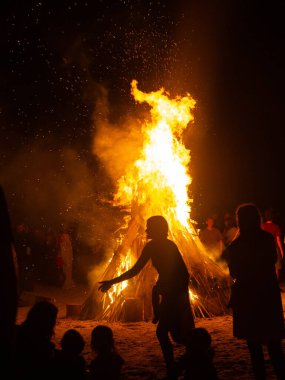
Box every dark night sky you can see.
[1,0,285,230]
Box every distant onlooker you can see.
[15,300,58,380]
[262,208,284,280]
[199,216,223,261]
[222,203,285,380]
[176,328,218,379]
[57,225,74,289]
[89,325,124,380]
[14,222,34,292]
[53,329,86,380]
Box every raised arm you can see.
[99,248,150,292]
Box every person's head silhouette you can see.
[91,325,115,354]
[236,203,261,234]
[187,327,212,353]
[23,301,58,340]
[61,329,85,356]
[146,216,168,240]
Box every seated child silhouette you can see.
[53,329,86,379]
[176,327,218,380]
[15,301,58,380]
[89,325,124,380]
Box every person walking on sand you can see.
[222,203,285,380]
[199,216,223,261]
[99,215,195,380]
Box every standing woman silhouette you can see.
[99,215,194,379]
[222,203,285,379]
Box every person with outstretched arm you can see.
[99,215,194,380]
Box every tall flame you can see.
[115,80,196,229]
[97,80,230,321]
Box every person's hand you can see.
[98,280,113,293]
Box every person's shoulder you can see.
[144,238,173,249]
[143,240,154,253]
[221,236,240,259]
[260,229,275,242]
[166,238,177,247]
[113,351,124,363]
[213,227,222,235]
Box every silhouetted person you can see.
[222,203,285,380]
[151,282,160,324]
[0,186,17,379]
[57,225,74,289]
[99,215,194,379]
[262,208,284,281]
[89,325,124,380]
[45,227,58,285]
[176,328,218,380]
[15,300,58,380]
[14,222,34,293]
[31,227,46,282]
[53,329,86,380]
[199,216,223,261]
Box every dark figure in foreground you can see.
[176,327,218,380]
[99,215,194,379]
[89,325,124,380]
[0,186,17,379]
[222,203,285,380]
[15,300,58,380]
[53,329,86,380]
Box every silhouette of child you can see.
[176,328,218,380]
[89,325,124,380]
[53,329,86,380]
[15,300,58,380]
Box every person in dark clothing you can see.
[151,282,161,324]
[14,223,34,293]
[262,207,284,280]
[0,186,17,380]
[222,203,285,380]
[99,215,194,379]
[176,327,218,380]
[53,329,86,380]
[15,300,58,380]
[89,325,124,380]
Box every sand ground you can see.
[16,283,285,380]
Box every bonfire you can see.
[81,80,230,321]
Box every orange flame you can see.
[101,81,199,317]
[115,80,196,229]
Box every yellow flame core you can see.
[102,81,198,317]
[115,80,196,228]
[102,249,132,316]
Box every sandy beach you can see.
[16,283,285,380]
